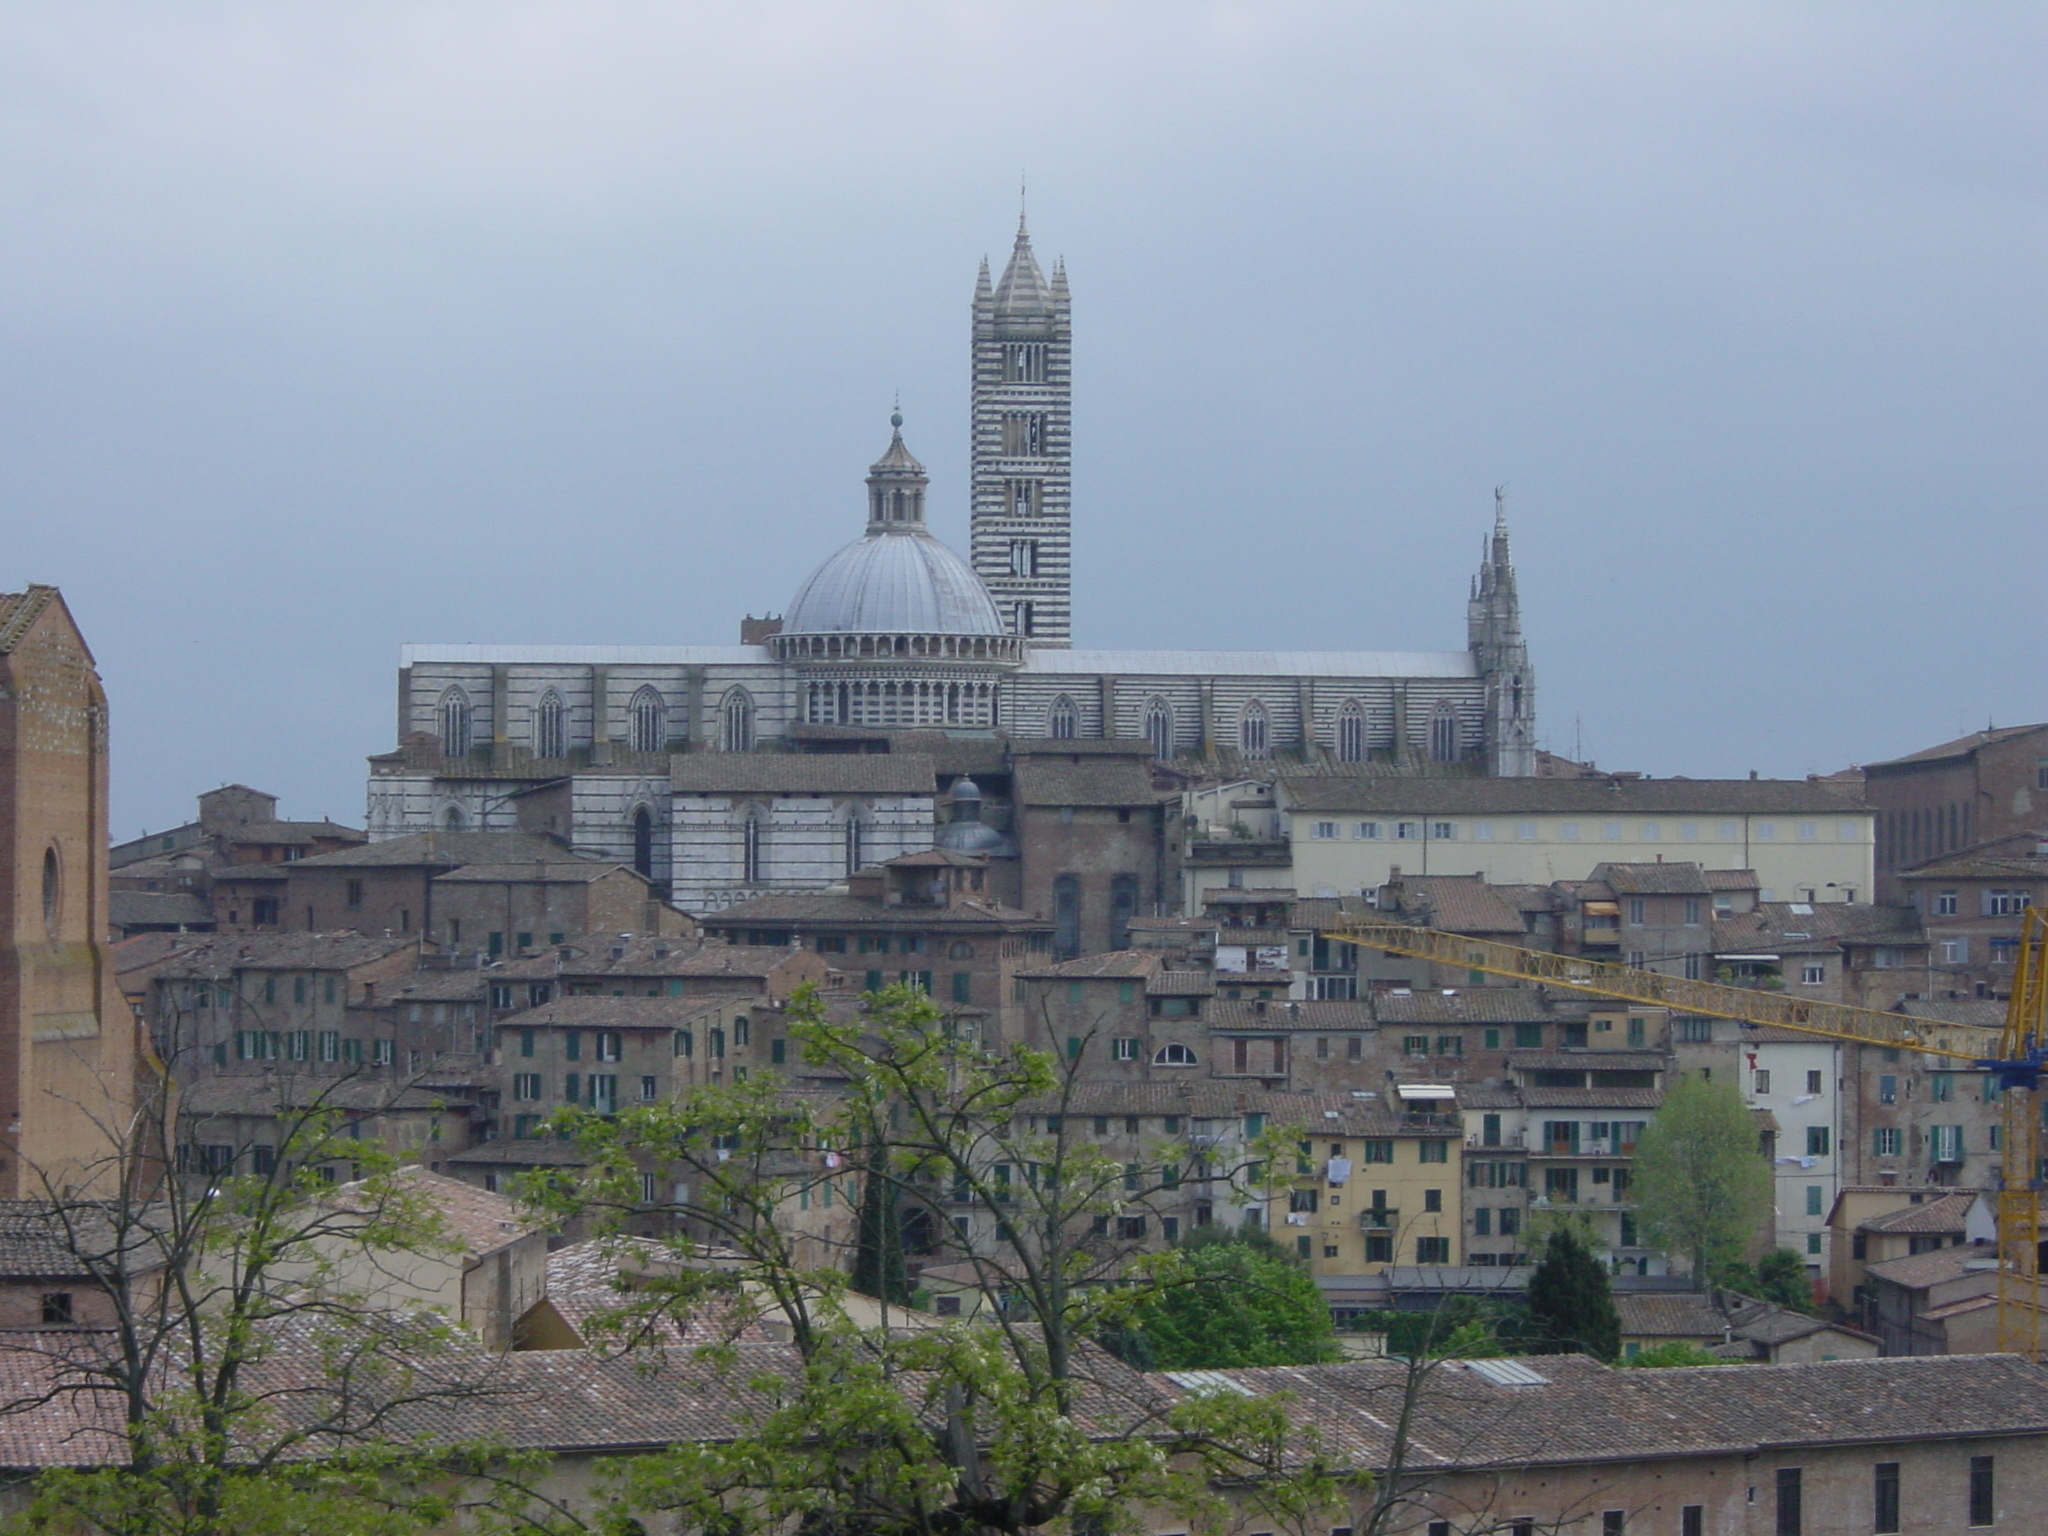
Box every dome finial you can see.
[891,392,902,433]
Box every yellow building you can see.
[1268,1086,1461,1274]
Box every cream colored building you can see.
[1269,1088,1462,1275]
[1261,776,1874,906]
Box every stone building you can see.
[366,220,1539,927]
[0,586,138,1196]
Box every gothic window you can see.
[1049,695,1078,739]
[41,848,59,932]
[1431,703,1459,763]
[1239,701,1270,759]
[1001,413,1047,457]
[628,686,666,754]
[1111,873,1138,951]
[1003,343,1046,383]
[438,687,472,758]
[533,690,566,759]
[1053,874,1081,960]
[1015,601,1035,638]
[1008,479,1036,517]
[1144,698,1173,761]
[1008,539,1038,577]
[741,809,765,885]
[843,811,866,877]
[1337,700,1365,763]
[631,807,654,879]
[443,806,465,830]
[721,688,755,753]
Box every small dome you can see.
[785,533,1005,636]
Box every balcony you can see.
[1359,1208,1399,1231]
[1468,1130,1530,1151]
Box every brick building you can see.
[1863,722,2048,899]
[0,586,139,1196]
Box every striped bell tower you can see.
[970,217,1072,647]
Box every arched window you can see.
[1144,697,1173,761]
[438,687,472,758]
[1049,695,1078,739]
[628,687,666,754]
[1110,873,1138,950]
[1152,1042,1197,1067]
[1431,703,1459,763]
[1053,873,1081,960]
[1336,699,1365,764]
[722,689,755,753]
[741,808,765,884]
[1239,701,1270,759]
[41,848,60,931]
[843,811,866,877]
[631,806,654,878]
[443,805,465,830]
[534,690,566,759]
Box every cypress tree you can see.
[850,1143,909,1304]
[1525,1225,1620,1362]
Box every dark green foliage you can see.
[1340,1297,1514,1359]
[1747,1248,1817,1314]
[1623,1341,1731,1368]
[1524,1226,1621,1361]
[1632,1073,1773,1280]
[1122,1227,1342,1369]
[850,1144,910,1304]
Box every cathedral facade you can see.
[368,221,1536,917]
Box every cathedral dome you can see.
[782,412,1006,637]
[785,530,1005,637]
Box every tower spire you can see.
[865,406,929,535]
[1468,487,1535,776]
[971,215,1072,646]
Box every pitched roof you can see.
[1015,951,1159,981]
[1713,902,1923,955]
[1386,875,1526,933]
[293,831,585,870]
[330,1166,547,1259]
[1011,756,1162,808]
[1592,862,1713,895]
[1279,777,1869,816]
[1864,1246,1998,1291]
[1860,1193,1978,1235]
[107,891,212,927]
[496,996,729,1031]
[670,753,935,795]
[1899,852,2048,881]
[1508,1051,1665,1073]
[495,940,808,981]
[151,932,416,977]
[1864,724,2048,771]
[1371,988,1549,1025]
[707,893,1040,928]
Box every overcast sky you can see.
[2,3,2041,837]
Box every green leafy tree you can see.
[0,1016,546,1536]
[530,982,1352,1536]
[1622,1341,1730,1368]
[1524,1226,1620,1361]
[850,1140,911,1304]
[1630,1072,1773,1282]
[1120,1226,1341,1369]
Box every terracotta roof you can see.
[1386,875,1525,934]
[708,894,1040,928]
[1205,999,1371,1030]
[1898,999,2010,1029]
[221,820,365,846]
[1899,852,2048,881]
[1149,970,1218,997]
[1864,1246,1998,1291]
[107,891,212,927]
[152,932,416,977]
[1705,869,1760,890]
[1508,1051,1665,1073]
[1371,989,1548,1025]
[1011,757,1162,808]
[1515,1087,1665,1109]
[1015,951,1159,981]
[671,754,935,796]
[330,1166,547,1260]
[496,996,729,1031]
[292,831,584,869]
[1860,1193,1978,1235]
[433,862,634,885]
[1591,862,1713,895]
[1712,902,1923,955]
[1864,724,2048,771]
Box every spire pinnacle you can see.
[993,212,1050,314]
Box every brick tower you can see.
[970,217,1073,647]
[0,586,138,1195]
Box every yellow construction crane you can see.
[1324,908,2048,1357]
